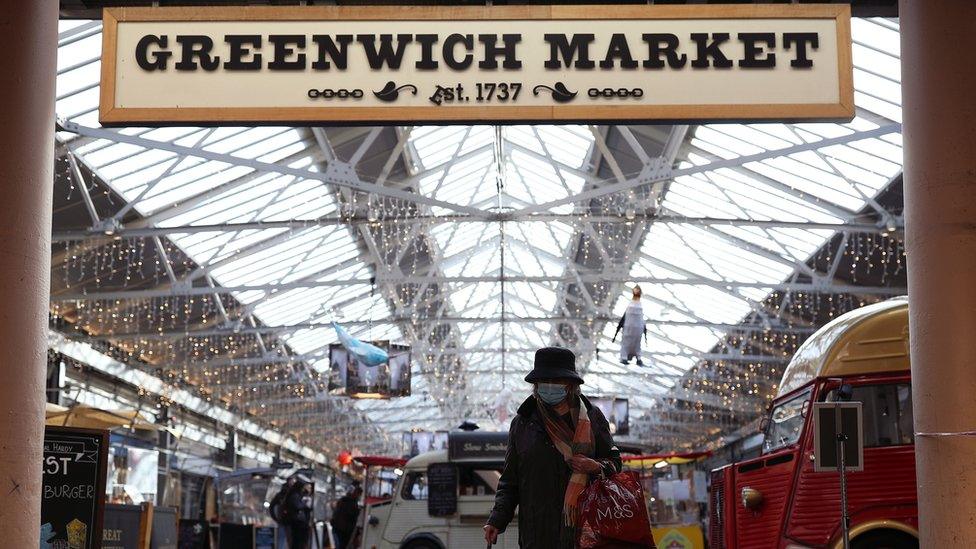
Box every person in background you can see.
[270,476,298,549]
[330,483,362,549]
[286,477,314,549]
[613,285,647,365]
[484,347,622,548]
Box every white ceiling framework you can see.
[51,16,904,456]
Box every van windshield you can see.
[763,389,812,453]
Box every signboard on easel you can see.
[813,401,863,472]
[41,426,109,549]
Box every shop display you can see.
[403,431,449,457]
[589,397,630,436]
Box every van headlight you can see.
[741,487,764,510]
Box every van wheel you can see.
[852,530,918,549]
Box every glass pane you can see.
[763,389,812,453]
[401,473,428,500]
[825,383,913,447]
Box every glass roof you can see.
[54,16,904,450]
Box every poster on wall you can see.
[41,426,109,549]
[403,431,450,457]
[329,342,411,398]
[99,5,853,126]
[590,397,630,436]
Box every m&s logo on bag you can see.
[596,501,635,524]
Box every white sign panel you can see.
[100,5,853,125]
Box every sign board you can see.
[254,526,276,549]
[41,426,109,549]
[217,523,254,549]
[178,519,210,549]
[447,432,508,462]
[99,5,853,126]
[151,507,180,549]
[427,462,459,517]
[813,401,864,472]
[102,504,146,549]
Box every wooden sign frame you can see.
[99,4,853,126]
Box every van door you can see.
[453,463,519,549]
[383,469,449,546]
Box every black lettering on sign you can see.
[311,34,353,70]
[268,35,306,71]
[478,34,522,70]
[135,35,172,71]
[642,34,687,69]
[358,34,413,70]
[690,32,733,69]
[784,32,819,68]
[224,35,262,70]
[544,33,595,70]
[444,34,474,71]
[738,33,777,68]
[175,35,220,71]
[415,34,439,70]
[600,33,639,70]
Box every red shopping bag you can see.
[578,471,656,549]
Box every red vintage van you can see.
[709,298,918,549]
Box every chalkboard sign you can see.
[254,526,276,549]
[218,523,254,549]
[427,463,458,517]
[102,504,145,549]
[178,519,210,549]
[152,507,179,549]
[41,426,109,549]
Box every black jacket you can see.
[330,494,360,535]
[487,395,622,549]
[286,490,313,526]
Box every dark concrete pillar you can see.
[0,3,58,545]
[901,1,976,545]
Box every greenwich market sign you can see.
[99,5,853,125]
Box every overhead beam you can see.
[76,317,815,340]
[59,121,486,217]
[50,214,897,241]
[51,277,906,301]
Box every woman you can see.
[484,347,622,548]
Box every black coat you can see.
[330,494,360,535]
[487,395,622,549]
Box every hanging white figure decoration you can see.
[491,387,514,427]
[613,285,647,366]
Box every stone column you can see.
[901,1,976,545]
[0,3,58,546]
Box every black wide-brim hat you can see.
[524,346,584,384]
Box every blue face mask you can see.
[536,383,569,405]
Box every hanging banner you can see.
[99,5,853,125]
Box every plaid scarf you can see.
[535,392,594,533]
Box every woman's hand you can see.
[484,524,500,545]
[567,455,602,474]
